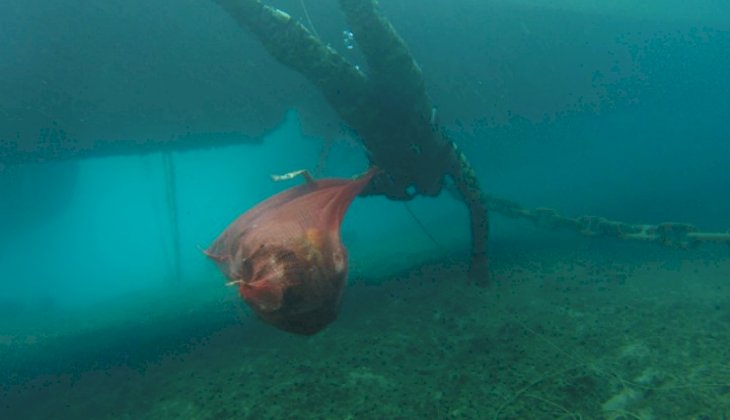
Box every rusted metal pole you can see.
[215,0,491,284]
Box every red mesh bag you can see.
[205,167,377,335]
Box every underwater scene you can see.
[1,0,729,418]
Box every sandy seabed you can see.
[1,239,729,419]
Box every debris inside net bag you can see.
[205,167,378,335]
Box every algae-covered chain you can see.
[485,196,730,249]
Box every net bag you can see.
[205,167,377,334]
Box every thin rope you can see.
[299,0,320,39]
[403,201,443,250]
[162,151,183,284]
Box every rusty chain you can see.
[485,195,730,249]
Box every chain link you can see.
[485,195,730,249]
